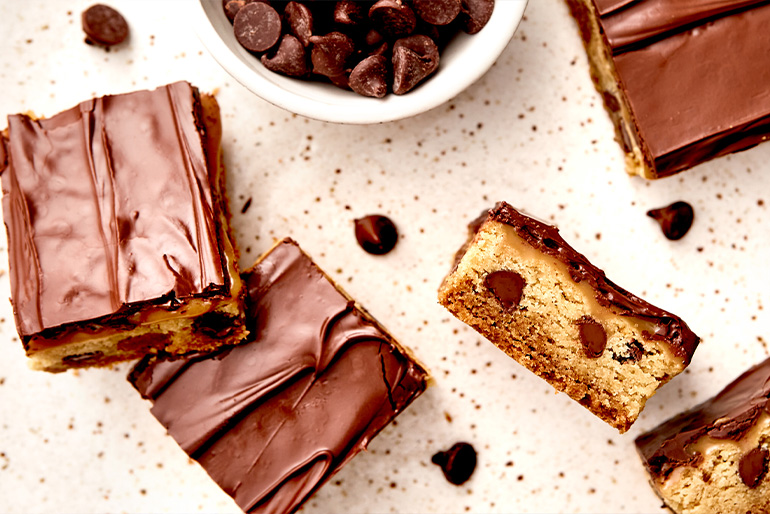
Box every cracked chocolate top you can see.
[129,239,428,514]
[635,357,770,481]
[0,81,227,339]
[588,0,770,177]
[488,201,700,364]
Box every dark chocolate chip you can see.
[334,0,367,26]
[284,1,314,47]
[412,0,461,26]
[354,215,398,255]
[484,270,525,309]
[233,2,282,53]
[369,0,417,38]
[349,55,389,98]
[224,0,246,22]
[309,32,355,78]
[81,4,129,47]
[431,442,477,485]
[738,447,769,488]
[459,0,494,34]
[261,34,309,77]
[576,316,607,358]
[391,34,439,95]
[647,201,694,241]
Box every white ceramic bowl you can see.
[193,0,528,124]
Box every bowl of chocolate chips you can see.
[194,0,527,124]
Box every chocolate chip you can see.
[62,351,104,365]
[431,442,477,485]
[647,201,694,241]
[392,34,439,94]
[285,1,314,47]
[309,32,355,78]
[349,55,389,98]
[459,0,495,34]
[412,0,461,26]
[261,34,309,77]
[224,0,246,22]
[738,447,769,488]
[233,2,282,53]
[484,270,525,309]
[576,316,607,358]
[334,0,367,27]
[81,4,129,47]
[369,0,417,38]
[354,215,398,255]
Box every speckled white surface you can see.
[0,1,769,513]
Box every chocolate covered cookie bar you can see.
[635,358,770,514]
[566,0,770,179]
[438,202,699,432]
[0,81,246,372]
[129,238,428,514]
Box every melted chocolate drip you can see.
[129,239,427,514]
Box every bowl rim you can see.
[193,0,528,124]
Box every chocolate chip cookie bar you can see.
[0,81,246,372]
[438,202,699,432]
[129,238,428,514]
[566,0,770,179]
[635,357,770,514]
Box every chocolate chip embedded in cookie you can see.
[438,201,700,432]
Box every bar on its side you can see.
[0,81,246,372]
[129,238,429,514]
[438,202,699,432]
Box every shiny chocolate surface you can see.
[591,0,770,176]
[129,239,427,514]
[0,81,227,339]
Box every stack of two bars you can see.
[0,81,428,513]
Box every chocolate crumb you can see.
[431,442,477,485]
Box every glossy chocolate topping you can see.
[592,1,770,176]
[129,239,427,514]
[635,357,770,480]
[487,202,699,364]
[1,82,227,338]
